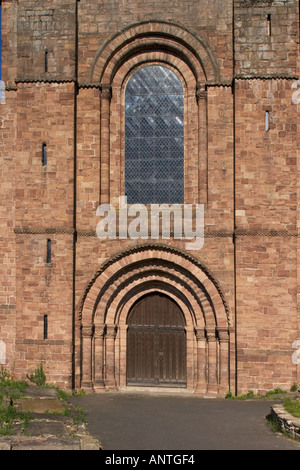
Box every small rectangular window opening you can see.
[43,315,48,340]
[265,111,270,131]
[46,239,51,264]
[45,49,48,73]
[267,14,271,36]
[42,143,47,166]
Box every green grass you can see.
[264,388,286,398]
[0,366,86,437]
[26,363,46,387]
[74,406,86,424]
[225,386,296,400]
[0,367,32,436]
[283,397,300,418]
[291,383,298,392]
[0,404,32,436]
[225,390,256,400]
[0,366,28,413]
[0,367,28,397]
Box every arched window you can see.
[125,65,184,204]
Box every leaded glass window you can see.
[125,65,184,204]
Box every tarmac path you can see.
[70,392,300,451]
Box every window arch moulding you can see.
[109,53,202,205]
[91,21,217,206]
[85,20,220,86]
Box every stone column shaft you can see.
[196,84,208,203]
[100,84,111,203]
[104,324,118,390]
[81,323,94,390]
[195,327,207,394]
[218,328,230,395]
[206,328,218,396]
[94,323,106,390]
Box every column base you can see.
[104,384,118,391]
[81,381,94,394]
[206,384,218,397]
[194,382,207,395]
[93,380,106,392]
[218,384,229,397]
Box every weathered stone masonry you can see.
[0,0,299,396]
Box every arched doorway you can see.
[126,293,187,387]
[79,244,232,396]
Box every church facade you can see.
[0,0,299,397]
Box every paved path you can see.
[70,392,300,451]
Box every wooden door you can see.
[126,294,186,387]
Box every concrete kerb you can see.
[271,404,300,441]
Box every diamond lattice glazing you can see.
[125,66,184,204]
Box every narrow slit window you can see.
[45,49,48,73]
[267,14,271,36]
[46,239,51,264]
[42,143,47,166]
[265,111,270,131]
[43,315,48,340]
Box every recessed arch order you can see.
[85,20,221,86]
[85,19,217,206]
[79,244,231,396]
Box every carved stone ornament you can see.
[195,327,206,341]
[196,83,207,102]
[217,328,229,342]
[81,324,94,338]
[94,324,106,339]
[206,328,216,342]
[105,324,117,339]
[101,84,112,101]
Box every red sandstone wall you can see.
[234,0,298,76]
[11,80,75,387]
[0,89,17,375]
[0,0,299,392]
[15,234,74,389]
[16,0,76,81]
[15,82,75,228]
[78,0,233,82]
[0,0,18,87]
[235,79,299,393]
[76,87,101,230]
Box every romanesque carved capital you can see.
[105,324,117,339]
[81,324,94,338]
[206,328,216,342]
[101,84,112,101]
[217,327,229,343]
[196,83,207,103]
[195,327,206,341]
[94,324,106,339]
